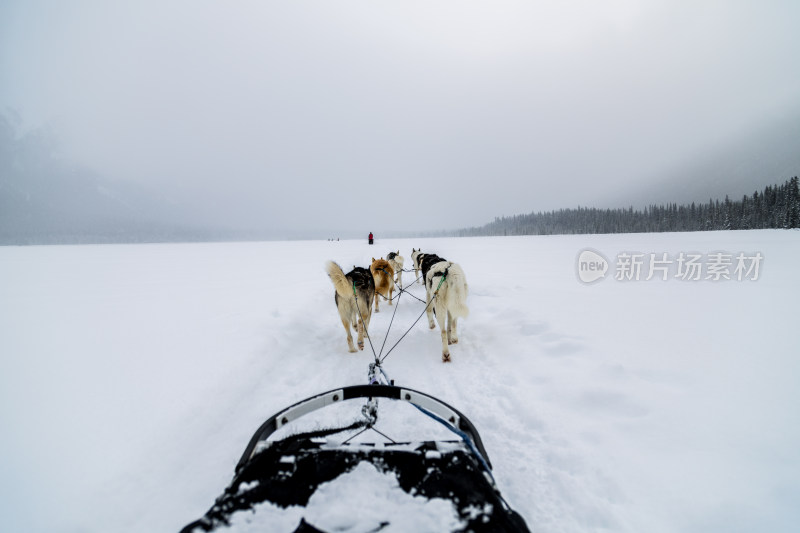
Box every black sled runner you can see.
[181,383,530,532]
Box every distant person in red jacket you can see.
[368,232,374,245]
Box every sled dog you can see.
[411,248,423,282]
[419,252,447,284]
[325,261,375,353]
[387,251,404,290]
[425,261,469,363]
[412,249,444,284]
[370,257,395,312]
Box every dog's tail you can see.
[445,263,470,318]
[325,261,352,300]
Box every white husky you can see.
[387,251,404,290]
[425,261,469,362]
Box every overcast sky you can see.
[2,0,799,235]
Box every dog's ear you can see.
[372,257,375,262]
[396,250,400,255]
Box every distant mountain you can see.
[0,115,227,245]
[443,113,800,237]
[621,113,800,208]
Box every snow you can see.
[219,462,464,533]
[1,230,799,532]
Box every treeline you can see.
[452,177,800,237]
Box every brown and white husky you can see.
[370,257,395,312]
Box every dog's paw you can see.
[448,338,458,345]
[442,353,451,363]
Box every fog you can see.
[2,0,799,239]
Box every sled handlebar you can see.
[236,384,492,473]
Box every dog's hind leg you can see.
[356,317,366,350]
[425,288,437,329]
[447,311,459,345]
[341,317,357,353]
[357,309,372,351]
[436,303,451,362]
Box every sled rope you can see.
[377,287,403,359]
[341,423,398,446]
[411,403,495,485]
[379,275,446,364]
[394,280,426,303]
[383,272,424,303]
[347,271,490,478]
[352,282,379,362]
[351,275,427,364]
[348,362,397,444]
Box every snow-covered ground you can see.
[1,230,798,533]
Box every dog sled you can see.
[180,377,530,532]
[181,253,527,532]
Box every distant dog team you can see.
[326,248,468,362]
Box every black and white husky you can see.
[411,248,423,283]
[419,253,445,283]
[387,251,404,289]
[325,261,375,353]
[412,249,443,285]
